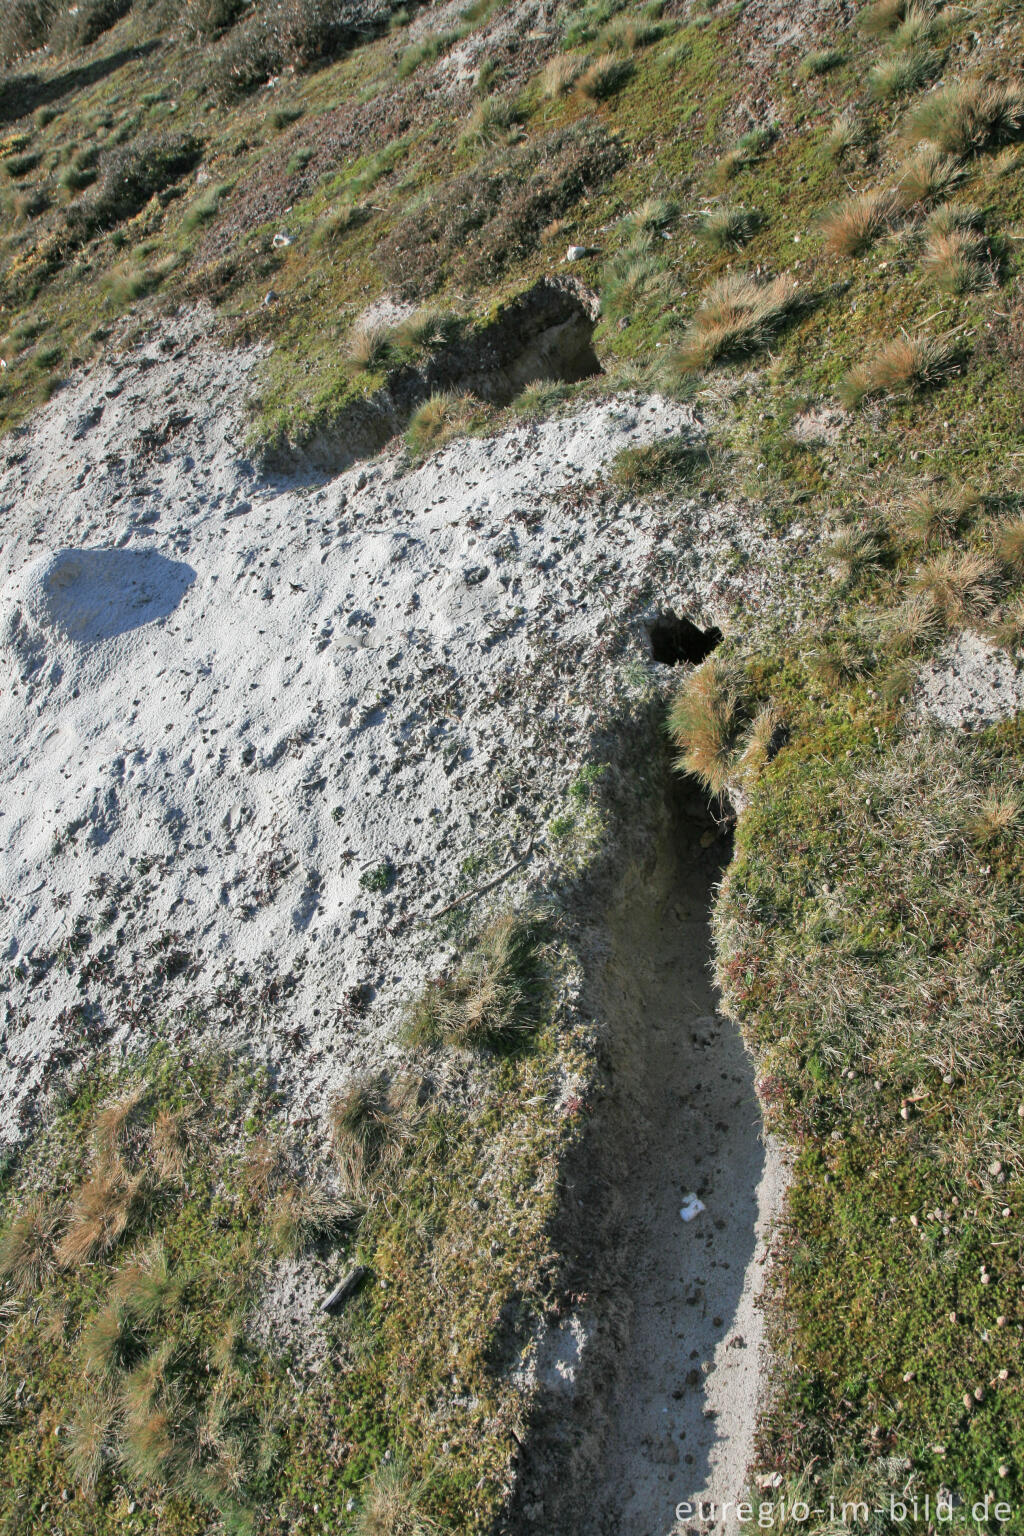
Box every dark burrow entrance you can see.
[268,276,603,477]
[646,611,723,667]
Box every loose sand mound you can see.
[2,546,195,663]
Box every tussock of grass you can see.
[903,78,1024,155]
[735,703,784,787]
[404,391,476,456]
[798,48,844,79]
[458,96,522,151]
[895,483,979,549]
[967,789,1022,849]
[539,52,582,98]
[609,433,707,493]
[840,334,959,406]
[0,1198,59,1294]
[897,144,966,206]
[576,52,634,100]
[826,525,883,584]
[511,377,572,417]
[825,109,867,162]
[859,0,906,36]
[920,225,989,292]
[867,46,940,101]
[330,1072,416,1192]
[268,1184,355,1257]
[624,195,678,233]
[354,1459,438,1536]
[892,2,940,46]
[182,181,231,232]
[397,29,461,79]
[709,124,776,189]
[57,1164,152,1267]
[347,322,394,373]
[671,271,804,374]
[598,14,664,51]
[310,202,368,247]
[404,912,550,1052]
[697,205,761,250]
[878,593,943,653]
[819,188,898,257]
[667,654,745,797]
[600,249,667,317]
[991,595,1024,651]
[994,515,1024,573]
[67,1395,115,1492]
[912,548,1000,625]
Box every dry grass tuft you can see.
[897,483,979,549]
[994,516,1024,573]
[827,526,883,584]
[667,654,743,797]
[921,226,989,292]
[826,109,867,163]
[113,1241,181,1323]
[94,1085,146,1163]
[405,912,549,1052]
[968,789,1022,850]
[868,47,939,102]
[840,334,959,406]
[68,1395,116,1492]
[697,206,761,250]
[268,1184,356,1257]
[904,79,1024,156]
[991,596,1024,652]
[859,0,906,37]
[347,323,394,374]
[150,1107,193,1181]
[891,2,942,48]
[601,249,667,317]
[0,1197,60,1294]
[799,48,844,79]
[57,1164,150,1268]
[354,1459,438,1535]
[820,188,898,257]
[879,594,943,654]
[671,271,804,374]
[540,52,582,98]
[458,96,522,151]
[82,1302,145,1378]
[992,143,1024,178]
[576,52,634,100]
[897,144,966,206]
[736,704,783,786]
[913,549,1000,625]
[330,1073,416,1190]
[404,391,476,456]
[625,195,678,233]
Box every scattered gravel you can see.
[917,629,1024,732]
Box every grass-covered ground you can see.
[3,0,1024,1528]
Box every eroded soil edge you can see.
[512,783,786,1536]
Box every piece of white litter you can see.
[680,1194,705,1222]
